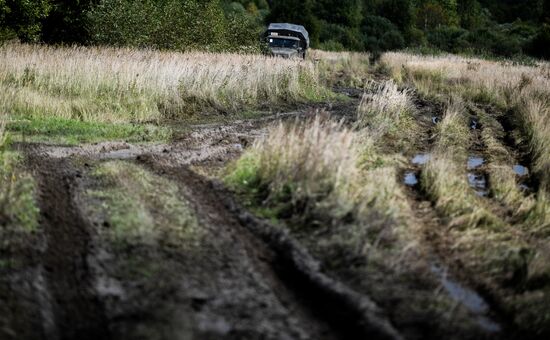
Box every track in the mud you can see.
[32,156,111,340]
[10,100,405,340]
[6,85,544,339]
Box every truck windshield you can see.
[269,38,299,49]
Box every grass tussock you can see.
[0,43,329,126]
[356,80,421,153]
[423,156,499,228]
[435,99,470,154]
[357,80,414,126]
[382,53,550,333]
[226,115,408,226]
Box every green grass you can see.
[7,116,171,145]
[0,132,39,233]
[89,161,200,248]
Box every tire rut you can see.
[401,94,508,337]
[30,155,111,340]
[138,155,403,340]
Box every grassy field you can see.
[2,42,550,339]
[1,43,339,143]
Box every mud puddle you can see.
[403,171,419,186]
[467,173,488,196]
[430,262,501,333]
[513,164,528,176]
[467,156,484,169]
[412,153,431,165]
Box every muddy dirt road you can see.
[2,87,543,340]
[4,100,400,340]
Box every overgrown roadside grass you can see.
[8,116,171,145]
[382,52,550,192]
[382,52,550,335]
[0,123,39,234]
[356,80,421,153]
[88,161,200,248]
[1,43,338,143]
[225,113,412,228]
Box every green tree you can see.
[87,0,248,52]
[458,0,483,29]
[0,0,51,42]
[315,0,363,28]
[377,0,414,31]
[543,0,550,23]
[415,0,459,29]
[42,0,94,44]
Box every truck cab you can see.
[265,23,309,59]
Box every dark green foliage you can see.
[458,0,484,29]
[377,0,415,31]
[478,0,543,23]
[42,0,92,44]
[87,0,259,52]
[527,24,550,59]
[427,26,469,52]
[362,15,404,53]
[0,0,549,60]
[543,0,550,23]
[0,0,51,42]
[319,21,363,50]
[314,0,362,28]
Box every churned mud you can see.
[4,85,544,339]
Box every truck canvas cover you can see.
[267,23,310,48]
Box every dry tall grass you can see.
[309,49,371,87]
[226,115,408,224]
[0,43,326,124]
[383,53,550,332]
[382,52,550,192]
[357,80,414,127]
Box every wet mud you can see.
[5,86,542,340]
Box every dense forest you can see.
[1,0,549,59]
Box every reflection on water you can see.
[430,263,501,333]
[513,164,528,176]
[412,154,431,165]
[467,173,487,196]
[404,172,418,186]
[467,156,484,169]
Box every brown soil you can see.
[3,87,542,340]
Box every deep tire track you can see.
[400,93,511,338]
[138,155,403,340]
[31,156,111,340]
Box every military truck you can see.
[265,23,309,59]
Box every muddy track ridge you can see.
[138,155,403,340]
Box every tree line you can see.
[267,0,550,59]
[1,0,549,59]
